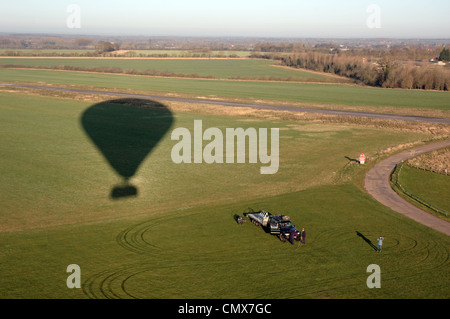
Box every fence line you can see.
[390,161,449,217]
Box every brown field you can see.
[407,147,450,174]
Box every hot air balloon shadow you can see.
[81,98,173,199]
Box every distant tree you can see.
[20,40,30,48]
[112,42,121,51]
[75,37,93,47]
[438,47,450,61]
[40,37,62,48]
[96,41,115,53]
[0,37,13,47]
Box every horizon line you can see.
[1,31,450,41]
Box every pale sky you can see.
[1,0,449,38]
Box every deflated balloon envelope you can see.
[81,98,173,199]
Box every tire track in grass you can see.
[289,238,448,298]
[91,208,449,298]
[83,264,171,299]
[115,209,197,255]
[284,228,448,297]
[86,209,237,298]
[116,219,163,254]
[85,228,448,298]
[83,266,135,299]
[82,260,237,299]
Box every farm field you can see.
[0,49,95,56]
[398,165,450,215]
[131,49,253,57]
[0,49,252,57]
[0,57,334,80]
[0,88,449,299]
[1,68,450,113]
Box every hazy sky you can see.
[1,0,449,38]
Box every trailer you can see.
[247,210,301,244]
[246,210,271,227]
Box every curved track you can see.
[365,139,450,236]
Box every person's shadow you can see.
[345,156,359,163]
[81,98,173,199]
[356,231,377,251]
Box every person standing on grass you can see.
[377,236,384,252]
[289,228,296,245]
[301,228,306,244]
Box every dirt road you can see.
[1,82,450,124]
[365,140,450,236]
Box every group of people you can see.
[290,227,306,245]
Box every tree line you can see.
[279,50,450,91]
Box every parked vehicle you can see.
[246,210,301,244]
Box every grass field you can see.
[0,57,332,80]
[132,49,252,57]
[398,165,450,214]
[0,49,95,55]
[0,49,252,57]
[1,68,450,112]
[0,90,449,299]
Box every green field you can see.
[0,49,251,57]
[0,57,330,80]
[132,49,252,57]
[1,68,450,111]
[0,49,95,55]
[399,165,450,214]
[0,91,449,299]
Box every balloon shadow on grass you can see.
[81,98,173,199]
